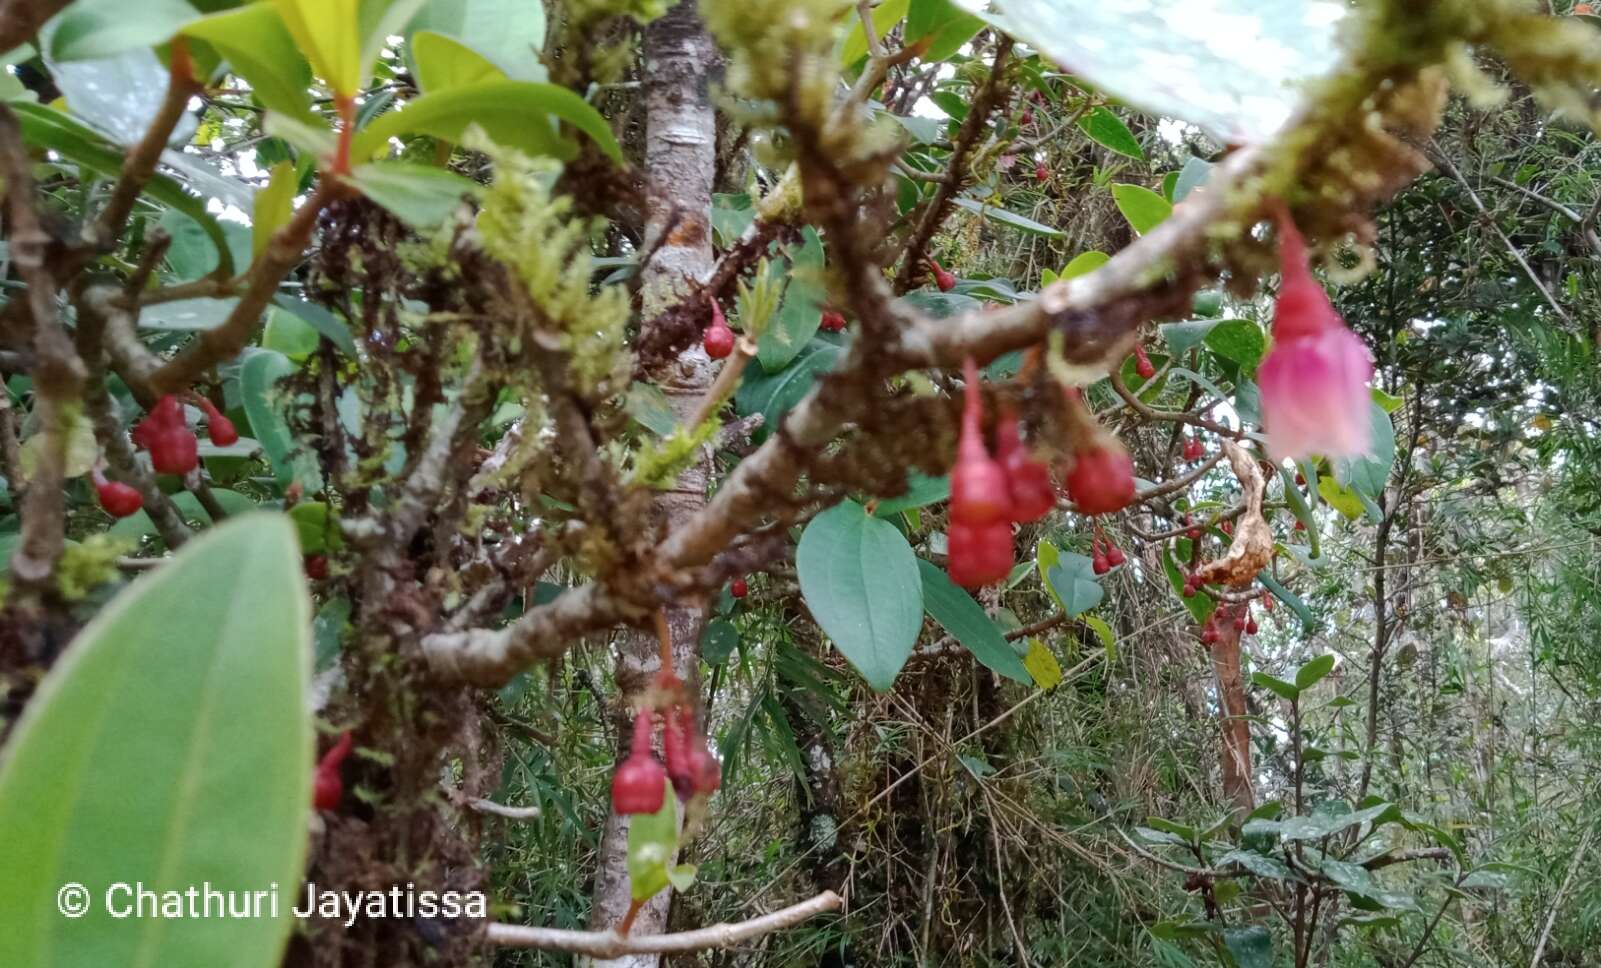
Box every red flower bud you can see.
[820,310,846,333]
[946,520,1015,589]
[928,258,957,292]
[730,577,748,599]
[304,554,329,580]
[92,471,143,518]
[1132,343,1156,379]
[313,731,353,810]
[995,407,1053,523]
[1035,161,1050,184]
[950,358,1013,526]
[704,297,735,359]
[1064,436,1135,515]
[1106,543,1125,567]
[611,711,667,815]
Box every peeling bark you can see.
[583,3,719,965]
[1209,605,1255,814]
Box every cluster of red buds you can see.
[131,393,236,476]
[611,671,720,816]
[819,309,847,333]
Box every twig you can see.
[1109,368,1243,438]
[484,890,843,955]
[1530,825,1595,968]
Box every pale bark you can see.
[583,3,719,965]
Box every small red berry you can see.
[1064,437,1135,515]
[1221,520,1233,536]
[1295,519,1307,531]
[1132,343,1156,379]
[1183,436,1204,462]
[1031,90,1045,104]
[93,473,143,518]
[1234,613,1247,631]
[1106,543,1125,567]
[946,519,1015,589]
[928,258,957,292]
[304,554,329,580]
[730,577,748,598]
[1092,550,1110,575]
[704,296,736,359]
[150,427,199,475]
[1201,627,1219,645]
[1295,471,1307,486]
[1020,108,1033,126]
[820,310,847,333]
[1182,579,1196,598]
[1035,161,1050,183]
[1246,617,1259,635]
[195,396,238,446]
[313,731,353,810]
[611,711,667,815]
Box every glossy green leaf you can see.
[346,162,480,227]
[797,500,923,691]
[1036,540,1064,610]
[842,0,909,65]
[411,29,507,92]
[12,103,233,276]
[1076,107,1144,160]
[407,0,547,81]
[0,514,312,968]
[139,297,238,331]
[873,471,950,517]
[1046,554,1102,617]
[253,161,297,259]
[1333,402,1395,498]
[1223,926,1274,968]
[1251,672,1300,703]
[1111,183,1171,235]
[734,341,843,444]
[758,229,826,373]
[272,296,357,356]
[241,349,321,491]
[905,0,984,62]
[263,306,321,359]
[952,196,1063,237]
[48,0,200,61]
[1061,250,1109,279]
[1205,319,1267,372]
[959,0,1345,143]
[1318,474,1365,519]
[700,618,739,665]
[1218,849,1297,882]
[1083,613,1116,660]
[917,559,1031,684]
[184,3,314,119]
[1173,155,1214,202]
[625,783,678,901]
[1295,654,1336,690]
[352,80,622,162]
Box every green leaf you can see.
[1061,250,1109,279]
[758,229,826,372]
[873,471,949,517]
[0,514,311,968]
[1076,107,1144,160]
[252,161,297,259]
[241,349,321,491]
[1173,155,1213,202]
[138,297,237,332]
[842,0,909,65]
[1165,548,1215,623]
[1205,319,1267,372]
[1295,654,1336,690]
[411,29,507,92]
[1251,672,1300,703]
[1161,317,1225,354]
[797,501,923,691]
[962,0,1345,143]
[1036,540,1064,610]
[951,196,1063,236]
[1370,386,1403,413]
[12,103,233,276]
[184,2,314,120]
[625,784,678,901]
[1222,926,1274,968]
[263,306,320,359]
[734,341,843,444]
[1082,613,1116,661]
[406,0,546,81]
[1023,638,1062,689]
[625,381,677,437]
[917,559,1031,685]
[1318,474,1366,520]
[289,501,341,554]
[1333,402,1395,498]
[346,162,480,227]
[1256,571,1315,634]
[905,0,983,61]
[1111,183,1171,235]
[1046,554,1102,617]
[1218,849,1297,882]
[272,296,357,356]
[353,79,622,162]
[48,0,200,61]
[700,618,739,665]
[1145,816,1198,842]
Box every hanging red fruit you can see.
[1035,160,1049,184]
[1091,537,1109,575]
[995,406,1054,523]
[1132,343,1156,379]
[820,309,846,333]
[703,297,736,360]
[1106,542,1126,567]
[730,577,748,598]
[950,358,1013,527]
[946,520,1015,589]
[1257,211,1375,461]
[928,258,957,292]
[312,731,353,810]
[134,395,200,475]
[195,395,238,446]
[1065,437,1135,515]
[91,469,143,518]
[611,711,667,815]
[1183,435,1204,462]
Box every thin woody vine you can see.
[1,0,1600,963]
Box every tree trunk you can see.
[1209,604,1255,814]
[582,3,718,965]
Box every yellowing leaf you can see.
[1318,475,1365,520]
[1024,637,1063,690]
[1083,614,1116,661]
[252,161,296,259]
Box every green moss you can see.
[56,534,134,602]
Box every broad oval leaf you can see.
[184,2,315,120]
[797,500,923,691]
[961,0,1347,143]
[407,0,547,81]
[1046,554,1103,617]
[0,514,312,968]
[47,0,199,61]
[1111,183,1172,235]
[347,162,481,228]
[352,80,623,163]
[1295,653,1336,690]
[1251,672,1300,703]
[411,29,507,92]
[1076,107,1144,161]
[916,559,1032,685]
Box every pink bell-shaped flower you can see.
[1256,215,1374,462]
